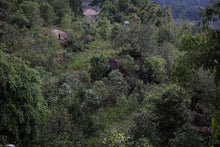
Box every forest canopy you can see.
[0,0,219,146]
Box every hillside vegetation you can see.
[85,0,209,21]
[0,0,219,146]
[153,0,209,20]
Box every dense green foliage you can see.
[87,0,208,21]
[0,50,46,145]
[90,54,110,81]
[0,0,219,146]
[153,0,209,21]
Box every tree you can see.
[117,23,156,60]
[131,0,149,9]
[173,0,220,84]
[199,0,219,31]
[40,2,56,26]
[128,85,191,146]
[89,54,110,81]
[155,85,191,145]
[51,0,71,24]
[104,70,129,103]
[103,128,126,147]
[143,56,166,83]
[19,1,43,29]
[128,110,159,146]
[169,124,206,147]
[15,31,62,68]
[69,0,83,16]
[0,50,47,145]
[90,0,108,7]
[157,24,176,45]
[172,0,220,109]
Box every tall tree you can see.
[89,0,108,7]
[172,0,220,85]
[0,50,47,145]
[172,0,220,109]
[69,0,83,16]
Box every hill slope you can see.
[153,0,209,20]
[82,0,209,21]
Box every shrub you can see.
[155,85,191,144]
[157,42,178,79]
[110,23,124,41]
[158,25,176,45]
[84,89,102,110]
[128,110,159,146]
[51,0,71,24]
[19,1,43,29]
[122,55,139,76]
[80,71,91,84]
[39,106,82,146]
[11,14,30,28]
[133,138,153,147]
[40,2,56,26]
[92,81,110,105]
[169,124,206,147]
[129,85,192,146]
[144,56,166,83]
[174,68,214,108]
[103,128,126,147]
[61,13,74,29]
[90,54,110,81]
[97,19,112,40]
[86,136,98,147]
[104,70,129,104]
[81,18,97,36]
[16,31,62,67]
[0,22,20,48]
[63,36,83,52]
